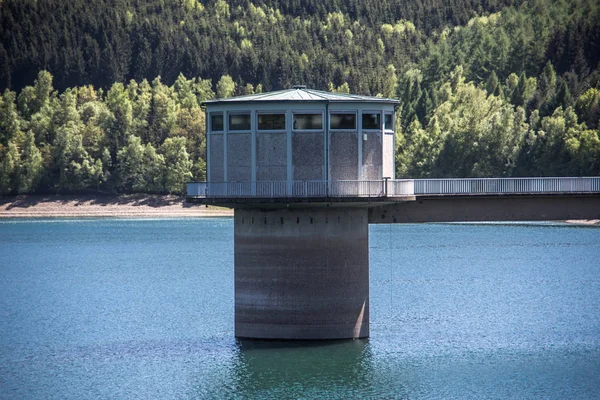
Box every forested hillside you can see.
[1,0,599,195]
[0,0,520,93]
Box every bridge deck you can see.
[187,177,600,206]
[369,193,600,224]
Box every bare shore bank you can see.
[564,219,600,225]
[0,194,233,218]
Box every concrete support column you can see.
[234,208,369,340]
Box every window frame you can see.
[257,112,287,132]
[228,112,252,131]
[384,112,394,133]
[292,111,324,131]
[329,111,357,131]
[210,112,224,133]
[362,111,382,130]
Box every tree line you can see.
[394,0,600,177]
[0,72,217,194]
[0,0,599,195]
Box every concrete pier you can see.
[234,208,369,339]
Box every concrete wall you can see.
[293,132,325,180]
[227,133,252,182]
[209,134,224,182]
[330,132,358,180]
[382,132,395,179]
[234,208,369,339]
[257,133,287,181]
[369,195,600,223]
[205,102,397,184]
[362,132,382,180]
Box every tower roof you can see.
[202,87,400,106]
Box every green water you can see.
[1,218,599,399]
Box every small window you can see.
[211,114,224,131]
[362,112,381,130]
[293,113,323,130]
[229,113,251,131]
[330,113,356,130]
[384,113,394,130]
[258,114,286,130]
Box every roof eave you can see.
[201,98,401,107]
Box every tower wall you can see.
[234,208,369,339]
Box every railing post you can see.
[383,177,389,197]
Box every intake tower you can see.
[188,87,412,339]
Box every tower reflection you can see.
[232,339,373,397]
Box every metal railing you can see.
[392,179,415,197]
[414,177,600,195]
[187,177,600,199]
[292,181,328,197]
[186,180,415,198]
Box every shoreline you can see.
[0,194,233,218]
[564,219,600,226]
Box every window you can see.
[211,114,224,131]
[258,114,286,130]
[229,113,251,131]
[293,113,323,130]
[362,112,381,129]
[330,113,356,130]
[384,113,394,131]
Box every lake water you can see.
[1,218,599,399]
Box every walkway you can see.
[187,177,600,199]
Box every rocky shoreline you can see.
[0,194,232,218]
[564,219,600,225]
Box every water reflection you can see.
[232,339,376,398]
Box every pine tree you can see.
[0,141,20,194]
[0,90,21,145]
[161,137,192,194]
[216,75,236,98]
[486,71,499,96]
[116,135,146,192]
[17,130,43,193]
